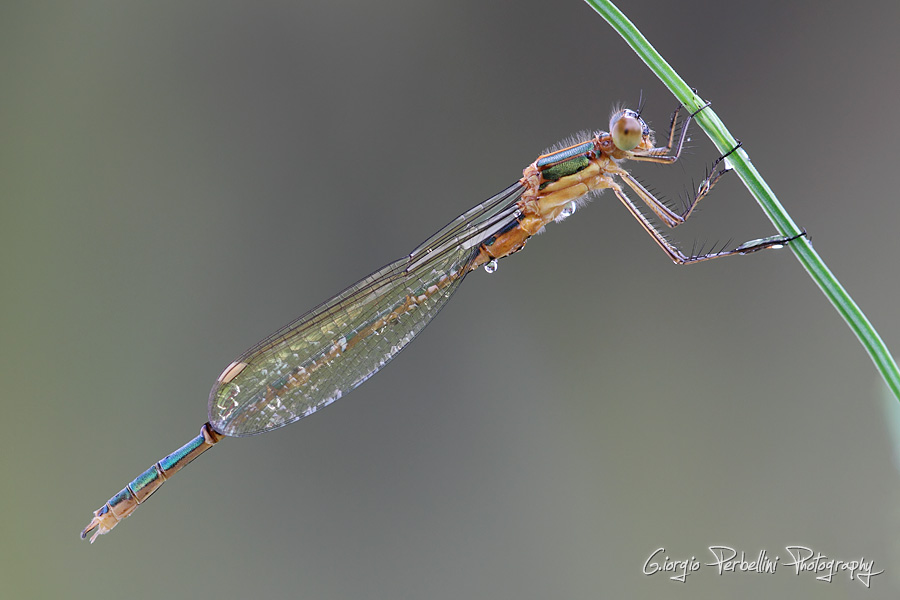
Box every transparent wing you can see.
[208,182,526,436]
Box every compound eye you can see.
[610,111,643,151]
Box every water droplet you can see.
[484,259,498,274]
[559,200,576,219]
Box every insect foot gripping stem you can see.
[734,230,807,254]
[81,423,222,543]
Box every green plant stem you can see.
[583,0,900,401]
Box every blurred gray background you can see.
[3,1,900,598]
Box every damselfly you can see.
[82,102,802,542]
